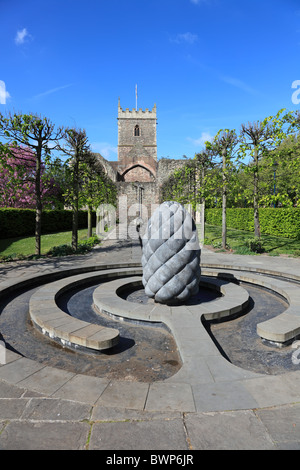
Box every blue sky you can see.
[0,0,300,161]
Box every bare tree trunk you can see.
[253,148,261,238]
[198,201,205,247]
[72,204,78,250]
[222,152,227,249]
[87,205,93,238]
[35,147,42,256]
[72,153,79,251]
[200,165,205,246]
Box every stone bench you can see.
[28,268,140,352]
[203,268,300,345]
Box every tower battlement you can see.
[118,99,156,119]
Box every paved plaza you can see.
[0,238,299,450]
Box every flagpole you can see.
[135,84,137,111]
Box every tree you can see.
[80,152,117,238]
[206,129,239,248]
[0,113,64,255]
[0,145,60,208]
[59,128,118,245]
[239,110,287,238]
[59,128,90,250]
[194,148,216,244]
[269,133,300,207]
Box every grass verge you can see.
[201,224,300,257]
[0,228,99,261]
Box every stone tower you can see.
[117,98,157,182]
[115,99,159,222]
[95,99,186,234]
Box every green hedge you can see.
[0,208,96,239]
[205,208,300,239]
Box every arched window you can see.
[134,124,140,136]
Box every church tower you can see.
[114,98,159,224]
[94,97,187,234]
[117,98,157,182]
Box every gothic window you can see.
[134,124,140,136]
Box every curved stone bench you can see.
[202,268,300,345]
[29,267,140,352]
[93,268,300,345]
[93,275,250,322]
[20,261,300,350]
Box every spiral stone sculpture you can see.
[141,201,201,304]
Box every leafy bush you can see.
[47,244,75,257]
[205,208,300,239]
[234,246,254,255]
[245,237,265,253]
[47,235,100,258]
[0,208,96,239]
[79,234,100,247]
[0,208,35,239]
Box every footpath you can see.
[0,239,299,450]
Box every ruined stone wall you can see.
[157,158,187,202]
[117,181,159,222]
[157,158,187,186]
[93,153,118,182]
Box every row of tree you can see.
[0,112,117,255]
[161,109,300,248]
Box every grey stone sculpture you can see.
[141,201,201,304]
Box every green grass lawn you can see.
[1,224,300,260]
[201,224,300,257]
[0,227,97,259]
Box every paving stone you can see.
[0,358,44,384]
[0,349,22,365]
[184,410,275,450]
[274,441,300,450]
[0,379,26,398]
[96,381,149,410]
[0,398,30,419]
[53,374,109,404]
[192,381,259,412]
[21,397,92,421]
[204,355,261,382]
[256,404,300,445]
[17,366,75,395]
[0,421,90,450]
[242,375,300,408]
[89,418,189,450]
[167,357,214,385]
[145,382,195,412]
[91,405,181,422]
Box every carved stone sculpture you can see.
[141,201,201,304]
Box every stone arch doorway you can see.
[119,163,156,182]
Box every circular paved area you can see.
[0,239,299,450]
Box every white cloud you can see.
[33,83,73,99]
[15,28,31,45]
[0,80,10,104]
[91,142,118,159]
[221,75,258,95]
[187,132,214,147]
[170,32,198,44]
